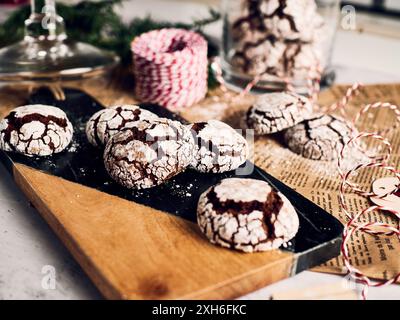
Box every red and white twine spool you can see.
[131,28,208,109]
[335,84,400,299]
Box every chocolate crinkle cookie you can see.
[197,178,299,253]
[0,104,73,157]
[190,120,248,173]
[104,118,195,189]
[86,105,159,147]
[258,0,322,41]
[229,0,326,81]
[283,114,356,161]
[245,92,312,135]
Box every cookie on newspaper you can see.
[245,92,312,135]
[283,114,355,161]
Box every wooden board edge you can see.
[12,163,123,300]
[178,255,296,300]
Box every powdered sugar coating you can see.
[276,42,322,80]
[190,120,248,173]
[232,38,287,76]
[229,0,326,80]
[0,104,73,157]
[245,92,312,135]
[86,105,159,147]
[259,0,320,41]
[283,114,355,161]
[231,39,322,81]
[104,118,195,189]
[233,0,322,42]
[197,178,299,253]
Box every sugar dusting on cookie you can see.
[197,178,299,253]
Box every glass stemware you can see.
[0,0,119,82]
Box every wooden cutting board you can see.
[0,88,343,300]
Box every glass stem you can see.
[25,0,66,41]
[31,0,47,14]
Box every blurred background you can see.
[1,0,398,83]
[0,0,399,84]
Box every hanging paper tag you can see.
[370,177,400,212]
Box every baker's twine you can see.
[333,83,400,299]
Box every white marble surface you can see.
[0,0,400,300]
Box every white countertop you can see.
[0,0,399,300]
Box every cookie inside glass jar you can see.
[221,0,338,91]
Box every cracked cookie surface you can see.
[0,104,73,157]
[190,120,248,173]
[104,118,195,189]
[86,105,159,147]
[233,0,322,42]
[197,178,299,253]
[229,0,325,79]
[259,0,321,41]
[245,92,312,135]
[283,114,355,161]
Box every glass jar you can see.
[221,0,339,93]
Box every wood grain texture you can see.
[13,163,295,300]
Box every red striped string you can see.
[335,84,400,300]
[131,28,208,109]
